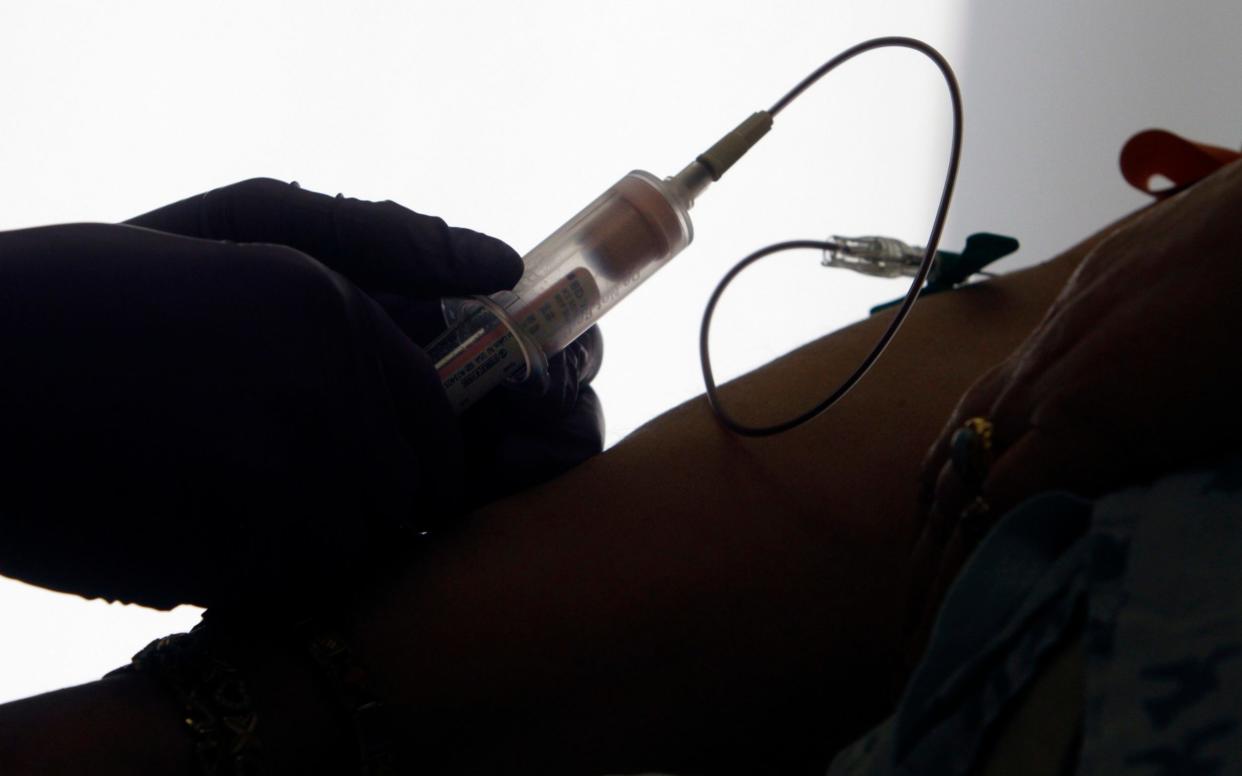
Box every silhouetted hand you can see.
[0,179,602,609]
[131,178,605,506]
[906,158,1242,663]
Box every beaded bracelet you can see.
[111,613,396,776]
[109,622,264,775]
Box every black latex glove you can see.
[0,179,601,610]
[131,178,606,507]
[370,296,604,508]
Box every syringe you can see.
[429,36,961,436]
[427,112,773,413]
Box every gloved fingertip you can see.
[575,385,606,451]
[574,325,604,386]
[448,227,524,291]
[489,323,603,418]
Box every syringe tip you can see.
[668,160,714,209]
[668,110,774,210]
[696,111,773,181]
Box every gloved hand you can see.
[129,177,606,507]
[375,289,605,507]
[0,179,602,610]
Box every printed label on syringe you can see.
[436,321,526,413]
[514,268,600,354]
[436,268,601,413]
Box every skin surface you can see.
[340,217,1116,775]
[0,211,1128,775]
[912,159,1242,659]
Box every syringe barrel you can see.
[428,170,694,413]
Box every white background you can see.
[2,0,1239,706]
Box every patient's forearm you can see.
[343,241,1097,774]
[0,218,1119,775]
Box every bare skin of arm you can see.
[0,215,1131,775]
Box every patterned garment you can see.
[828,459,1242,776]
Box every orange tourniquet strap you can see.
[1119,129,1241,199]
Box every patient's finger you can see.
[918,362,1010,507]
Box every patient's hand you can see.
[908,157,1242,658]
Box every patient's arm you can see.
[340,227,1115,775]
[0,219,1122,776]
